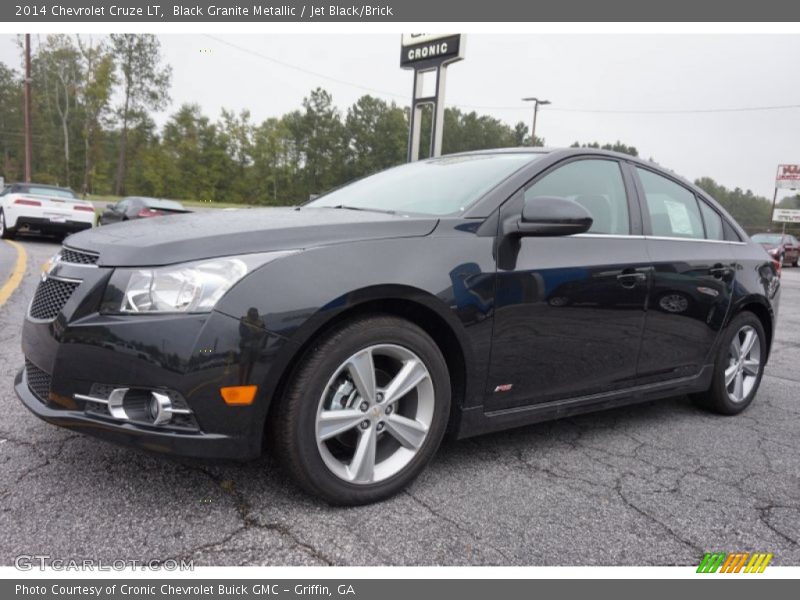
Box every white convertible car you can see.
[0,183,96,240]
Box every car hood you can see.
[67,207,439,267]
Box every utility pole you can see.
[23,34,32,183]
[522,97,551,147]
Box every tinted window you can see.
[638,168,704,239]
[308,153,542,216]
[21,185,78,199]
[698,200,724,240]
[524,159,630,235]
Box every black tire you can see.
[273,315,451,505]
[691,311,767,415]
[0,210,16,240]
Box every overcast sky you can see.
[1,33,798,199]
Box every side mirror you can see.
[510,196,593,237]
[106,203,116,210]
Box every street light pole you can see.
[522,97,551,147]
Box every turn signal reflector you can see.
[220,385,257,405]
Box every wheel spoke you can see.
[345,349,376,403]
[730,336,741,360]
[724,364,738,386]
[382,359,429,405]
[733,370,744,402]
[740,329,757,358]
[348,427,376,483]
[742,359,760,377]
[317,409,365,441]
[384,413,428,450]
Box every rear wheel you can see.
[274,315,451,505]
[0,210,16,240]
[692,311,766,415]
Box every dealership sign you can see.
[773,208,800,223]
[776,164,800,189]
[400,33,464,68]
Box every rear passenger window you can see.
[637,168,704,240]
[698,200,724,240]
[524,159,630,235]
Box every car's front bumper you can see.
[16,254,291,460]
[15,366,246,458]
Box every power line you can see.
[203,34,408,101]
[472,103,800,114]
[203,35,800,117]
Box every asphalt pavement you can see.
[0,235,798,566]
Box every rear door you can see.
[634,166,736,383]
[486,157,651,410]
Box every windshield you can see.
[751,233,783,245]
[307,153,542,216]
[22,185,78,199]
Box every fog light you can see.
[147,391,174,425]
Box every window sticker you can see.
[663,199,693,235]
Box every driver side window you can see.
[523,159,630,235]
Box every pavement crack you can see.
[403,488,517,565]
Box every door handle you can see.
[709,264,732,278]
[616,271,647,288]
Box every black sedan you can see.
[99,196,189,225]
[15,148,780,505]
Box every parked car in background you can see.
[0,183,95,240]
[99,197,189,225]
[751,232,800,267]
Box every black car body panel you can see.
[73,207,439,266]
[16,148,780,460]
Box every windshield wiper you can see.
[328,204,397,215]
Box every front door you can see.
[487,158,650,410]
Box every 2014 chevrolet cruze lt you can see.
[16,148,780,505]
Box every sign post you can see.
[769,164,800,229]
[401,34,465,162]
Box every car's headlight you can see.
[104,251,297,314]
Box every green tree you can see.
[344,95,406,179]
[0,62,22,181]
[76,36,115,194]
[110,34,171,194]
[34,35,82,185]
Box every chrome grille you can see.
[25,359,51,403]
[61,247,98,265]
[29,277,80,320]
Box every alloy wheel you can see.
[315,344,435,484]
[725,325,761,403]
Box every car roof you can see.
[441,146,700,193]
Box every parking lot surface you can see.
[0,236,798,566]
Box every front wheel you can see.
[274,315,451,505]
[0,210,16,240]
[692,311,767,415]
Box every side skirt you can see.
[453,365,714,439]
